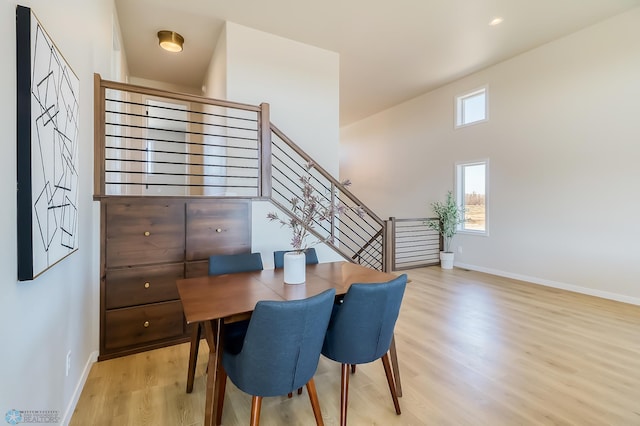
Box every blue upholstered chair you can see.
[186,253,264,393]
[209,252,264,275]
[218,288,336,426]
[273,248,319,269]
[321,274,408,426]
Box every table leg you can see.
[203,319,222,426]
[213,321,226,426]
[186,322,202,393]
[389,334,402,397]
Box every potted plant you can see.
[267,162,362,283]
[426,191,465,269]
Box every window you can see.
[455,86,488,128]
[456,160,488,234]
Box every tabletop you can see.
[177,261,400,324]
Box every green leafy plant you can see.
[426,191,465,253]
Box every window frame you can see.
[455,85,489,128]
[455,159,489,236]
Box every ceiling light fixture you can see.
[157,30,184,53]
[489,17,504,26]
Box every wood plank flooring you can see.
[71,266,640,425]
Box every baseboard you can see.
[60,350,98,425]
[454,262,640,306]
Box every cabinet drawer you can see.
[106,201,185,267]
[186,200,251,261]
[105,263,184,309]
[104,301,185,350]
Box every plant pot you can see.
[284,252,306,284]
[440,251,454,269]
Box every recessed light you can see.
[489,17,504,26]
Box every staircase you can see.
[94,75,390,270]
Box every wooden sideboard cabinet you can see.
[99,197,251,360]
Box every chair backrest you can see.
[222,288,336,397]
[273,248,319,269]
[208,253,263,276]
[322,274,407,365]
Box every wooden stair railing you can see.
[268,124,387,270]
[94,74,388,269]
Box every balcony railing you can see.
[94,75,266,198]
[390,218,440,270]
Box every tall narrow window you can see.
[456,86,488,128]
[456,160,488,234]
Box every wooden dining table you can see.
[177,261,404,426]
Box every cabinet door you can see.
[106,201,185,267]
[186,200,251,261]
[105,263,184,309]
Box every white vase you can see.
[284,252,306,284]
[440,251,454,269]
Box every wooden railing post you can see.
[94,73,105,197]
[259,103,272,198]
[330,182,336,241]
[384,218,395,272]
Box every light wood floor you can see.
[71,267,640,425]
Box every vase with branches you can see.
[267,161,363,254]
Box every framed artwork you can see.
[16,5,80,281]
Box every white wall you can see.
[225,22,340,174]
[202,22,343,267]
[202,26,227,100]
[0,0,113,423]
[340,8,640,304]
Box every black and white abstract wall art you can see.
[16,5,80,281]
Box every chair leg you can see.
[390,334,402,397]
[340,363,350,426]
[215,368,227,426]
[350,364,356,374]
[381,353,401,415]
[186,322,202,393]
[288,387,303,398]
[250,396,262,426]
[306,378,324,426]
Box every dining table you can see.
[177,261,404,426]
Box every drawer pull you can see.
[143,321,150,328]
[216,228,223,233]
[144,231,150,236]
[144,282,150,289]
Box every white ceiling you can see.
[115,0,639,125]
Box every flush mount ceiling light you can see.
[157,30,184,53]
[489,17,504,26]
